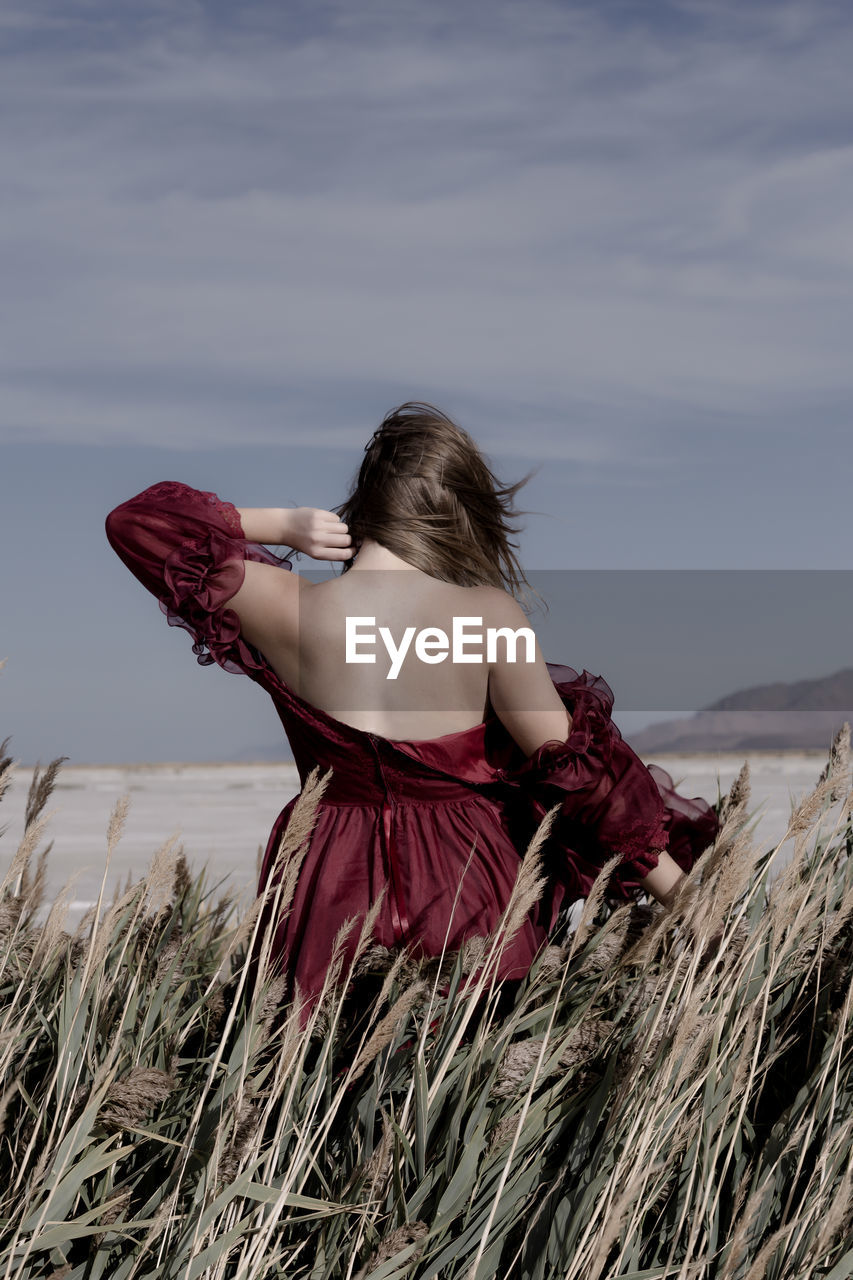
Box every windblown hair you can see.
[334,402,544,611]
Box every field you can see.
[2,734,853,1278]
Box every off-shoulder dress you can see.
[105,481,719,1021]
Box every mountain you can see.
[630,669,853,753]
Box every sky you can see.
[1,0,852,765]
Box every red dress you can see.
[106,481,719,1020]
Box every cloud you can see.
[1,0,852,457]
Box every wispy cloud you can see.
[2,0,852,459]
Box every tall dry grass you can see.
[1,720,852,1279]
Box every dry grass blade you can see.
[742,1223,795,1280]
[808,1121,853,1264]
[351,887,388,969]
[18,839,51,918]
[817,720,851,797]
[768,768,853,936]
[619,901,671,969]
[349,980,429,1082]
[461,933,488,976]
[687,827,760,946]
[31,871,88,964]
[497,805,555,948]
[720,760,751,824]
[721,1160,758,1279]
[373,934,420,1013]
[569,852,624,960]
[23,756,68,832]
[786,770,845,842]
[278,765,332,865]
[0,735,15,811]
[352,942,396,979]
[586,1159,667,1280]
[0,1078,21,1140]
[172,850,193,904]
[255,765,332,945]
[1,810,56,898]
[575,904,639,977]
[486,1110,521,1156]
[670,1013,716,1091]
[219,894,264,962]
[352,1220,429,1279]
[105,793,130,856]
[217,1097,263,1188]
[144,829,181,917]
[347,1107,394,1200]
[86,881,149,973]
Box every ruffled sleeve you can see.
[499,666,719,914]
[105,480,294,677]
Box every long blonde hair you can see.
[334,403,545,612]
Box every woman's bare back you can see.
[235,560,572,749]
[262,568,499,739]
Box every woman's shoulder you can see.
[466,583,529,624]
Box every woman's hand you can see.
[281,508,352,561]
[236,505,351,558]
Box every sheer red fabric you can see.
[106,482,719,1024]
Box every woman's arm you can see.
[223,505,351,658]
[234,507,291,544]
[485,589,574,756]
[105,483,346,679]
[105,480,294,676]
[488,591,698,908]
[236,506,351,560]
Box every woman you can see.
[105,402,718,1025]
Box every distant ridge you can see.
[631,668,853,753]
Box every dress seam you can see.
[319,794,491,808]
